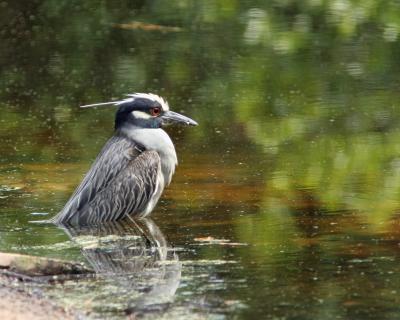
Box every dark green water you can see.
[2,1,400,319]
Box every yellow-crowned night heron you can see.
[51,93,198,225]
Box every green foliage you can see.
[2,1,400,317]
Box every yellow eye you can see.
[150,107,161,116]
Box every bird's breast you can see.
[121,126,178,185]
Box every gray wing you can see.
[52,135,160,225]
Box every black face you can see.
[115,98,164,129]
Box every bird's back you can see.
[52,134,162,225]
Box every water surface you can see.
[2,1,400,319]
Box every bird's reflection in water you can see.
[59,218,181,315]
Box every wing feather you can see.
[52,135,159,225]
[71,151,160,225]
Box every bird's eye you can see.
[150,107,161,116]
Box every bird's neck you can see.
[119,124,178,185]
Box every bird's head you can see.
[80,93,198,130]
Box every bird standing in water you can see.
[51,93,198,225]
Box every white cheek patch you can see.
[132,110,152,119]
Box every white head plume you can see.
[80,93,169,111]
